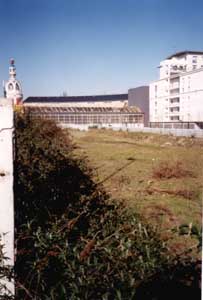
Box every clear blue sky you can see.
[0,0,203,98]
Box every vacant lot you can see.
[70,129,203,255]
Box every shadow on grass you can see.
[136,259,201,300]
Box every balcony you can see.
[170,89,180,96]
[169,82,179,90]
[170,65,186,76]
[170,115,180,121]
[169,97,180,105]
[169,106,180,112]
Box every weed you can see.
[152,161,193,179]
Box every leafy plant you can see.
[14,113,201,299]
[152,161,193,179]
[0,237,14,300]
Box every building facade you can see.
[23,94,146,129]
[128,86,149,126]
[26,106,144,130]
[150,51,203,128]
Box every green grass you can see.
[69,129,203,254]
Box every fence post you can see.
[0,98,14,295]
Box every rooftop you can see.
[166,51,203,59]
[25,106,141,114]
[24,94,128,103]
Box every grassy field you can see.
[69,129,203,255]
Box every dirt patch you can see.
[142,204,179,229]
[146,187,196,200]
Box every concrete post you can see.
[0,98,14,295]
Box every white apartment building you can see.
[150,51,203,127]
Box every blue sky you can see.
[0,0,203,98]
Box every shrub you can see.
[0,237,14,300]
[14,113,201,299]
[152,161,193,179]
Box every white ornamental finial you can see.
[4,58,23,105]
[9,58,16,79]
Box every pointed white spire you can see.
[9,58,16,79]
[4,59,23,105]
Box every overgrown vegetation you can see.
[72,129,202,237]
[152,161,194,179]
[0,237,14,300]
[13,115,201,299]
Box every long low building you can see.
[25,105,144,130]
[24,94,128,107]
[23,89,150,126]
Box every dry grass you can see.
[69,129,203,254]
[152,161,194,179]
[145,187,197,200]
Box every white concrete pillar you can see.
[0,98,14,295]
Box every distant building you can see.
[24,94,144,129]
[23,92,146,129]
[26,106,144,130]
[4,59,23,105]
[150,51,203,128]
[3,58,150,129]
[24,94,128,108]
[128,86,149,126]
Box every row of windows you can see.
[150,122,195,129]
[31,113,144,124]
[8,82,20,91]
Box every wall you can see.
[150,79,167,122]
[0,98,14,294]
[61,122,144,131]
[180,69,203,121]
[127,127,203,138]
[24,100,128,108]
[128,86,149,126]
[150,68,203,123]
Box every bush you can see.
[0,237,14,300]
[152,161,193,179]
[14,113,201,299]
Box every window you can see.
[188,76,190,89]
[8,83,13,90]
[192,56,197,63]
[170,116,180,121]
[155,85,157,98]
[170,97,179,103]
[193,65,197,70]
[170,107,180,112]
